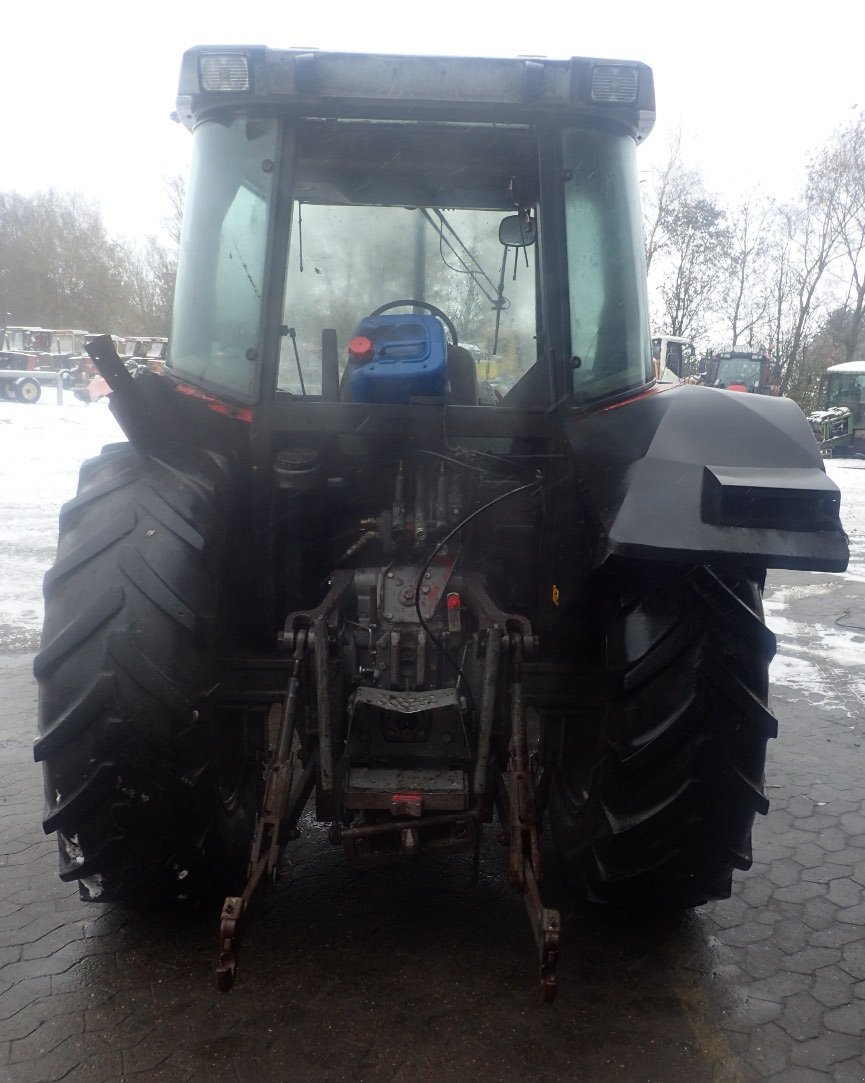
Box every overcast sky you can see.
[4,0,862,239]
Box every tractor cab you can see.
[167,49,655,421]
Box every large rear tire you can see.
[550,562,777,908]
[34,443,258,902]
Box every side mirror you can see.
[499,213,537,248]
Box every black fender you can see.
[563,384,848,571]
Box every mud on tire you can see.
[34,443,257,902]
[550,562,777,909]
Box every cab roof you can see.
[174,46,655,141]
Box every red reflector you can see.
[348,335,374,362]
[447,593,461,609]
[728,383,748,393]
[391,792,423,817]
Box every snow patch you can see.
[79,875,105,901]
[59,832,85,866]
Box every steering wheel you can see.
[369,300,459,347]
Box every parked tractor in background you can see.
[0,324,45,402]
[34,46,847,1001]
[651,334,697,384]
[704,349,781,395]
[807,360,865,456]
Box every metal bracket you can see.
[505,632,561,1002]
[217,629,312,991]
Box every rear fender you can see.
[564,384,848,571]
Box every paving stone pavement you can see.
[1,567,864,1081]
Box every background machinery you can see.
[807,360,865,455]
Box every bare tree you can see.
[825,111,865,363]
[0,190,133,331]
[643,129,688,277]
[643,134,730,339]
[163,174,186,246]
[719,193,774,349]
[775,155,848,396]
[658,194,730,339]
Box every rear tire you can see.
[550,562,777,908]
[34,443,258,902]
[15,376,41,403]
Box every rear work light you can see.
[199,53,250,92]
[590,64,638,103]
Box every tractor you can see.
[807,360,865,456]
[34,47,848,1000]
[703,349,781,395]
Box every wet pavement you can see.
[3,584,864,1082]
[1,405,864,1080]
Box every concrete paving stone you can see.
[839,812,865,834]
[789,1031,865,1071]
[766,1069,834,1083]
[736,874,776,908]
[757,833,795,859]
[7,1040,124,1083]
[801,896,845,933]
[20,923,87,962]
[8,1012,86,1063]
[772,881,828,904]
[26,986,118,1023]
[767,858,807,889]
[775,991,829,1041]
[0,940,97,986]
[771,828,820,850]
[741,970,812,1002]
[754,908,784,926]
[721,994,783,1032]
[705,898,750,930]
[0,976,52,1022]
[792,816,841,837]
[0,911,73,946]
[827,879,864,909]
[832,1056,865,1082]
[739,943,787,981]
[786,796,817,819]
[0,945,22,968]
[761,918,812,955]
[833,903,865,927]
[52,892,91,915]
[0,1007,43,1043]
[49,954,121,995]
[121,1045,199,1078]
[840,941,865,981]
[823,1001,865,1036]
[113,1029,195,1075]
[744,1021,798,1077]
[0,845,59,871]
[710,962,751,986]
[0,836,51,860]
[851,862,865,888]
[780,947,842,975]
[811,967,858,1009]
[715,922,776,949]
[801,863,855,885]
[818,828,855,854]
[119,1065,195,1081]
[822,847,865,867]
[0,898,27,920]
